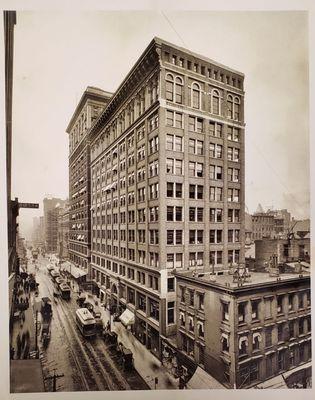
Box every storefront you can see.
[135,317,147,345]
[147,324,160,358]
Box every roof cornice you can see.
[66,87,113,134]
[89,38,161,142]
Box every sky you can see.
[10,10,309,238]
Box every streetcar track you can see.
[41,273,115,391]
[55,303,110,390]
[61,295,132,390]
[57,296,119,390]
[38,263,136,391]
[40,272,93,391]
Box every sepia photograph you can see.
[1,2,313,397]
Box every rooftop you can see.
[174,268,310,292]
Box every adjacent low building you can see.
[174,267,311,388]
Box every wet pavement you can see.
[34,255,149,392]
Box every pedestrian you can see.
[10,346,15,359]
[19,311,24,327]
[21,332,26,351]
[23,331,30,359]
[16,333,21,359]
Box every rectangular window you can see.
[167,278,175,292]
[277,295,284,314]
[168,301,175,324]
[265,328,272,347]
[189,116,204,133]
[238,302,246,323]
[288,293,294,311]
[222,302,229,321]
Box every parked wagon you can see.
[40,297,52,321]
[41,321,51,347]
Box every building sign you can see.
[18,203,39,209]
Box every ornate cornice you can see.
[89,39,161,143]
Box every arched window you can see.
[191,82,201,109]
[227,95,233,119]
[212,89,220,115]
[166,73,174,101]
[234,96,240,121]
[175,76,183,104]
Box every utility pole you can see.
[44,369,64,392]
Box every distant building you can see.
[290,219,310,239]
[174,268,311,388]
[245,212,253,244]
[268,209,291,237]
[43,197,67,253]
[255,236,310,271]
[57,202,70,260]
[32,216,45,247]
[252,212,275,240]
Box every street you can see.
[33,255,148,392]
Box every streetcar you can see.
[59,283,71,300]
[55,276,66,287]
[50,269,60,281]
[47,264,54,272]
[75,308,96,337]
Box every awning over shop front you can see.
[119,309,135,326]
[254,374,287,389]
[186,367,224,389]
[60,261,87,279]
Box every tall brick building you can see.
[87,37,245,357]
[66,87,112,275]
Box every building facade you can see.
[174,269,311,388]
[88,37,245,357]
[32,216,45,248]
[67,87,112,274]
[57,202,70,260]
[252,212,275,240]
[272,209,291,236]
[43,197,66,253]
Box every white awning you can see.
[119,309,135,326]
[186,367,224,389]
[60,261,87,279]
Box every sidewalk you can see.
[11,286,36,360]
[10,264,45,393]
[80,292,179,390]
